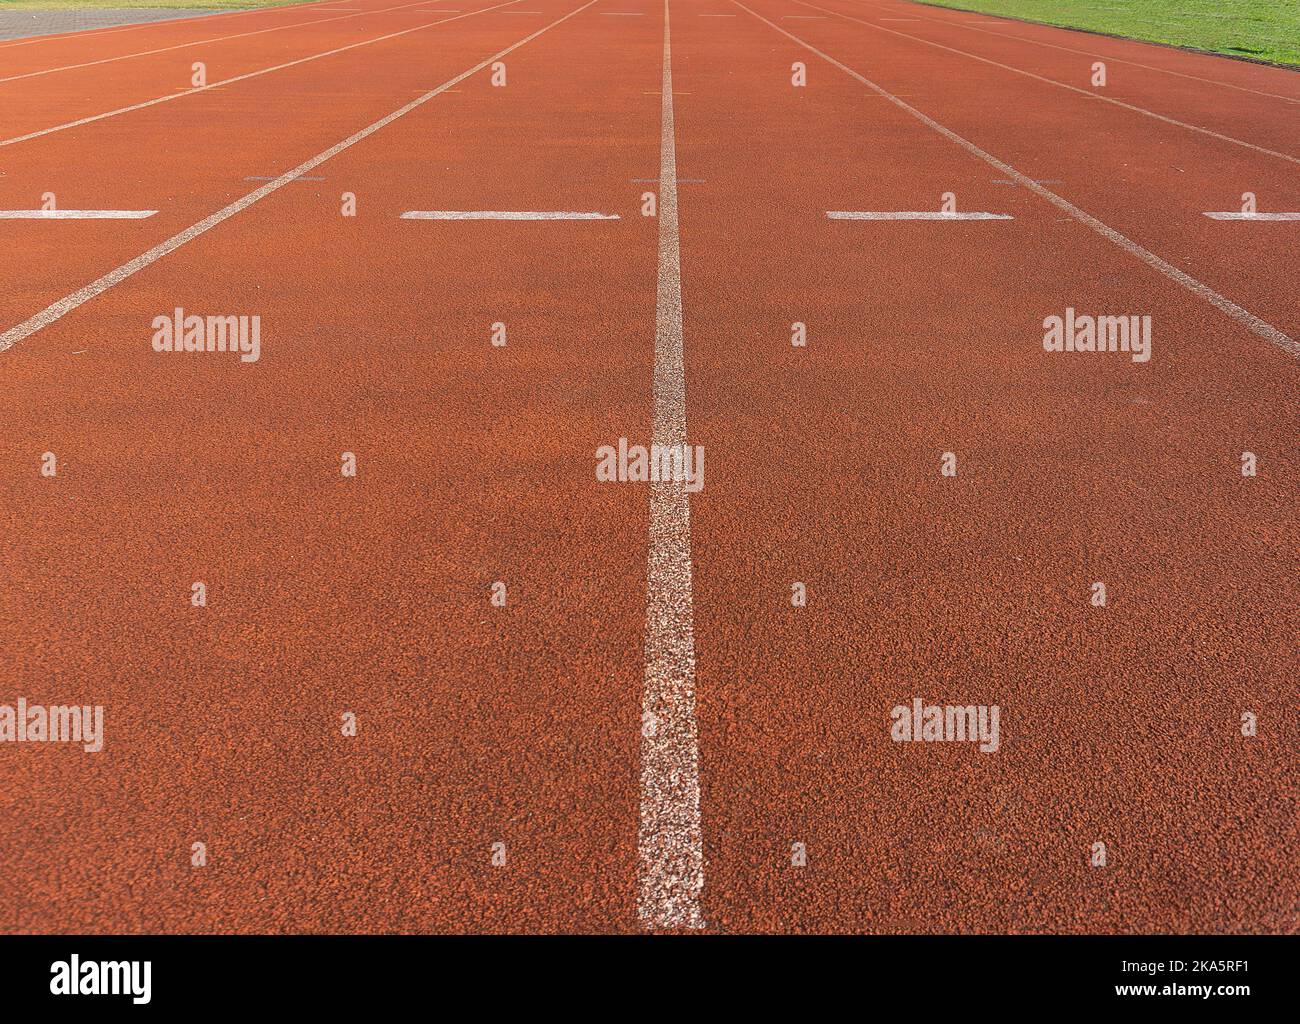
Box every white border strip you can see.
[0,209,157,219]
[0,0,599,353]
[638,0,705,932]
[733,1,1298,359]
[400,210,619,219]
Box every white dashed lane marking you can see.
[1203,212,1300,220]
[827,211,1012,220]
[400,210,619,219]
[0,209,157,219]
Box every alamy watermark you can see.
[890,697,1000,753]
[595,438,704,492]
[0,698,104,752]
[1043,307,1151,363]
[50,956,150,1004]
[152,307,261,363]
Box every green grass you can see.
[0,0,312,10]
[919,0,1300,67]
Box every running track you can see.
[1,0,1296,933]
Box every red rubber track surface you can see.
[0,0,1295,933]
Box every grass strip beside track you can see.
[917,0,1300,66]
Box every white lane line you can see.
[1204,212,1300,220]
[0,0,527,150]
[0,209,157,219]
[638,0,705,933]
[791,0,1300,167]
[401,210,619,219]
[734,2,1299,359]
[0,0,598,354]
[846,0,1300,105]
[827,210,1012,219]
[0,0,435,85]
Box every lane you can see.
[0,2,568,334]
[817,0,1300,154]
[0,0,382,65]
[730,0,1299,349]
[1,0,664,933]
[0,1,513,143]
[0,5,336,53]
[0,1,432,85]
[671,0,1298,932]
[857,0,1300,104]
[0,0,1294,936]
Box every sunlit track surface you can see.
[0,0,1296,935]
